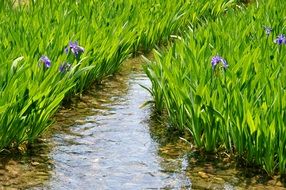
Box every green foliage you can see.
[0,0,236,150]
[145,0,286,175]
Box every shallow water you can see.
[0,56,285,190]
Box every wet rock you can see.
[31,162,40,166]
[47,160,54,166]
[198,171,209,179]
[5,166,19,178]
[36,171,49,177]
[276,181,283,187]
[213,177,224,182]
[75,119,86,124]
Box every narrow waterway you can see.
[42,57,192,189]
[0,56,285,189]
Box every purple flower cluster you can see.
[263,26,286,45]
[65,41,85,58]
[274,34,286,45]
[39,41,84,72]
[39,56,51,68]
[211,55,228,71]
[209,26,285,72]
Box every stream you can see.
[0,56,285,190]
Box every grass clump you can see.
[144,0,286,175]
[0,0,236,151]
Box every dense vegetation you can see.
[145,0,286,175]
[0,0,238,151]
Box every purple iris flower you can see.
[40,55,51,68]
[263,26,272,36]
[211,55,228,70]
[59,62,71,73]
[274,34,286,45]
[65,41,84,58]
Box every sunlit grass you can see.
[145,0,286,175]
[0,0,238,151]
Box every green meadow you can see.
[145,0,286,175]
[1,0,284,177]
[0,0,235,150]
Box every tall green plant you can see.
[0,0,236,150]
[145,0,286,175]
